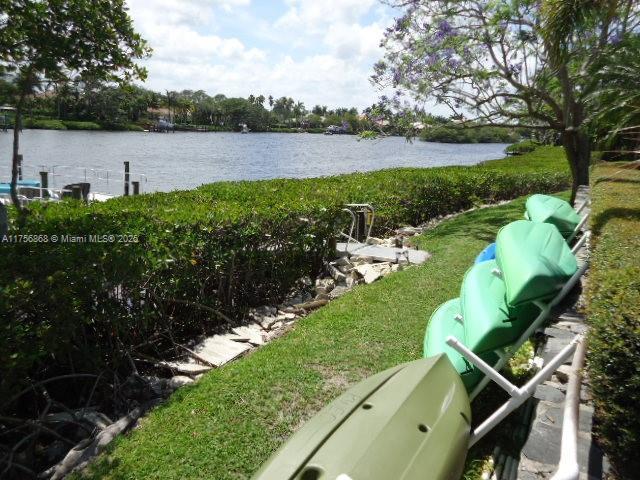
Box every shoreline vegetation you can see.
[1,81,524,143]
[6,116,523,144]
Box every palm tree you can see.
[293,101,306,125]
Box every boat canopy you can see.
[0,180,40,195]
[496,220,577,306]
[252,355,471,480]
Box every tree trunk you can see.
[562,129,590,205]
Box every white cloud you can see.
[127,0,394,109]
[276,0,377,33]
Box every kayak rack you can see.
[444,230,591,446]
[467,231,590,400]
[337,203,430,265]
[566,201,590,243]
[447,334,584,447]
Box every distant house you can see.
[147,107,171,120]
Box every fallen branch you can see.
[42,407,143,480]
[153,294,233,324]
[173,343,216,368]
[0,416,75,447]
[292,299,329,311]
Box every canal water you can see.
[0,130,509,195]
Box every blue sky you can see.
[127,0,398,110]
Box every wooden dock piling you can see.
[72,185,82,200]
[124,161,130,196]
[39,171,48,189]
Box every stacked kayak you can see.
[525,194,581,238]
[252,355,471,480]
[474,194,585,264]
[425,219,578,395]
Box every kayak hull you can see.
[525,194,581,238]
[424,299,499,392]
[496,220,577,306]
[252,355,471,480]
[474,242,496,264]
[460,260,540,353]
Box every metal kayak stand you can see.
[443,229,591,453]
[447,334,583,448]
[337,203,431,265]
[566,205,590,244]
[467,233,589,401]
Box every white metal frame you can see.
[467,239,589,400]
[566,210,590,243]
[550,335,587,480]
[447,335,583,447]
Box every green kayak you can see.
[252,355,471,480]
[423,299,500,392]
[460,260,540,353]
[496,220,577,307]
[525,194,581,238]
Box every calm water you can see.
[0,130,508,195]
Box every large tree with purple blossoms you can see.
[373,0,640,202]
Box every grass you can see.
[75,191,568,480]
[481,145,569,173]
[585,161,640,479]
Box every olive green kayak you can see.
[525,194,581,238]
[460,260,540,353]
[252,355,471,480]
[423,299,500,392]
[496,220,577,306]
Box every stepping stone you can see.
[232,325,265,346]
[534,384,566,404]
[158,361,212,376]
[193,335,251,367]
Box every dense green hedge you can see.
[62,120,102,130]
[505,139,540,155]
[586,163,640,479]
[23,117,68,130]
[0,157,569,414]
[420,125,519,143]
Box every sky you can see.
[126,0,398,110]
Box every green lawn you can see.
[76,190,570,480]
[481,145,569,173]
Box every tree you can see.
[374,0,639,202]
[0,0,150,211]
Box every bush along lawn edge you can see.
[585,162,640,479]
